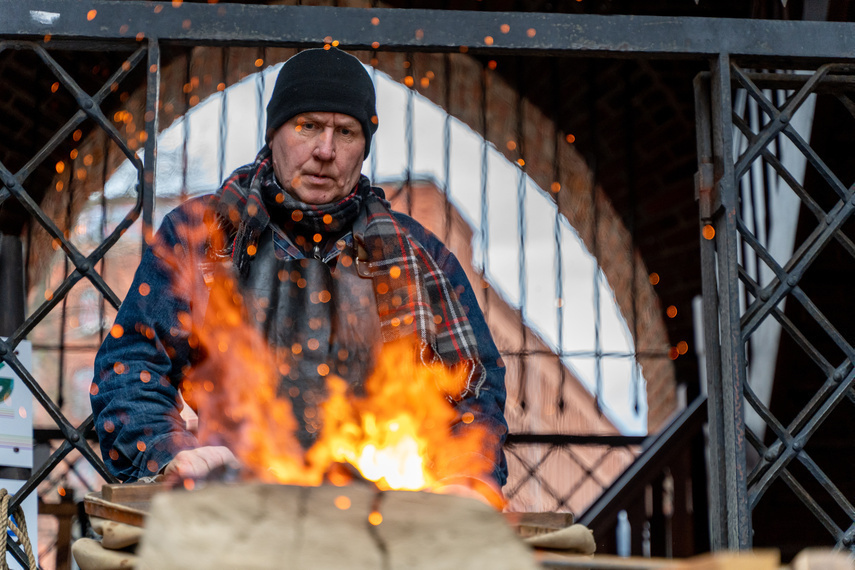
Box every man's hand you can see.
[162,446,240,481]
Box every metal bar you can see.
[478,63,490,318]
[784,366,855,448]
[742,379,789,445]
[560,445,610,493]
[7,537,41,570]
[503,445,560,502]
[550,57,568,414]
[441,53,452,244]
[744,423,773,486]
[0,162,86,269]
[14,45,147,183]
[838,92,855,119]
[15,109,88,183]
[3,260,85,349]
[32,43,144,166]
[737,216,855,362]
[10,421,116,512]
[578,395,707,528]
[783,363,854,437]
[695,70,730,550]
[731,65,852,212]
[9,439,73,514]
[514,58,530,418]
[0,182,126,347]
[4,1,855,61]
[738,272,855,449]
[508,447,590,509]
[709,53,751,550]
[753,144,855,259]
[0,235,25,337]
[778,468,844,545]
[790,287,855,361]
[34,428,97,442]
[748,368,855,509]
[797,452,855,520]
[506,434,646,446]
[736,267,834,379]
[740,183,855,341]
[739,70,855,91]
[554,451,617,510]
[142,38,160,244]
[731,63,831,180]
[0,339,89,466]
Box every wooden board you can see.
[83,492,150,528]
[504,511,575,539]
[88,483,573,539]
[534,550,781,570]
[101,482,166,504]
[136,483,542,570]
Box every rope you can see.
[0,489,36,570]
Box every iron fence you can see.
[697,60,855,551]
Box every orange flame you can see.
[308,340,495,492]
[161,208,501,503]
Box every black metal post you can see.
[709,53,751,549]
[142,37,160,247]
[0,234,24,337]
[694,71,729,551]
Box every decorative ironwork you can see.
[696,61,855,551]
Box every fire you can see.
[308,340,493,492]
[162,209,500,504]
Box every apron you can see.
[239,227,382,448]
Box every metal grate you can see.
[696,60,855,551]
[0,34,656,570]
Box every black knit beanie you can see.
[266,48,378,158]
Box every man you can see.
[91,48,508,499]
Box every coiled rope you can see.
[0,489,36,569]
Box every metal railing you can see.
[696,60,855,551]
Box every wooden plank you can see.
[101,482,166,504]
[504,511,575,529]
[791,548,855,570]
[534,550,783,569]
[83,492,148,528]
[535,552,679,568]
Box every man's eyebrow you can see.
[337,116,361,128]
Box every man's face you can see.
[270,112,366,205]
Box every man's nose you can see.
[313,128,336,161]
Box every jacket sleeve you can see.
[437,247,509,489]
[394,214,509,489]
[90,209,202,481]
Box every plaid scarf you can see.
[214,147,486,398]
